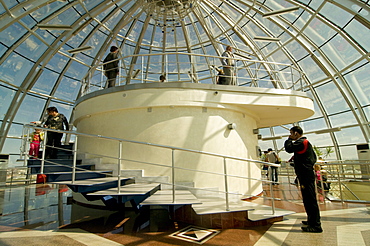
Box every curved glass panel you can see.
[315,82,349,115]
[0,87,16,120]
[344,63,370,106]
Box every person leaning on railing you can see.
[221,46,236,85]
[33,107,69,159]
[103,46,119,88]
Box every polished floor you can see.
[0,177,369,246]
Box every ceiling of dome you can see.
[0,0,369,161]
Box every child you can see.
[28,128,44,158]
[314,164,324,202]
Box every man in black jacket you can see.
[103,46,119,88]
[284,126,323,233]
[44,107,69,159]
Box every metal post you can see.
[320,173,325,201]
[337,165,344,203]
[40,130,47,174]
[118,141,122,194]
[223,158,230,211]
[352,165,355,179]
[269,165,276,214]
[10,169,14,186]
[235,59,238,85]
[256,64,259,87]
[23,126,30,167]
[141,56,144,83]
[165,54,168,81]
[21,125,26,161]
[172,149,175,203]
[290,66,294,90]
[72,135,78,183]
[101,65,104,89]
[314,168,319,202]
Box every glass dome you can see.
[0,0,369,161]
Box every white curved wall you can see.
[73,83,314,198]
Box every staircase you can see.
[27,144,111,182]
[27,143,295,229]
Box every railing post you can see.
[72,135,78,184]
[314,167,319,202]
[23,126,30,167]
[269,165,276,214]
[336,165,344,203]
[118,141,122,194]
[101,66,104,89]
[172,149,175,203]
[141,56,144,83]
[223,158,230,211]
[40,130,47,174]
[235,61,238,85]
[290,66,294,90]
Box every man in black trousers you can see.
[284,126,323,233]
[103,46,119,88]
[44,107,69,159]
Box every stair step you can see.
[87,183,161,196]
[49,177,135,193]
[121,169,144,178]
[246,203,295,221]
[161,181,195,190]
[191,197,254,215]
[27,159,82,165]
[191,197,295,220]
[140,190,201,206]
[44,170,112,182]
[135,176,169,183]
[28,164,95,174]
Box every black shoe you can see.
[302,221,308,225]
[301,226,323,233]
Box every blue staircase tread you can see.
[140,190,202,206]
[43,170,112,175]
[28,164,94,167]
[27,159,83,165]
[87,183,160,196]
[49,177,135,193]
[49,177,134,186]
[28,164,95,174]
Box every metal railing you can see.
[81,52,306,96]
[278,160,370,203]
[19,124,281,213]
[320,160,370,203]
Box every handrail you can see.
[24,125,279,167]
[21,124,281,213]
[280,161,370,203]
[81,52,306,95]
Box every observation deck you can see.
[73,78,314,199]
